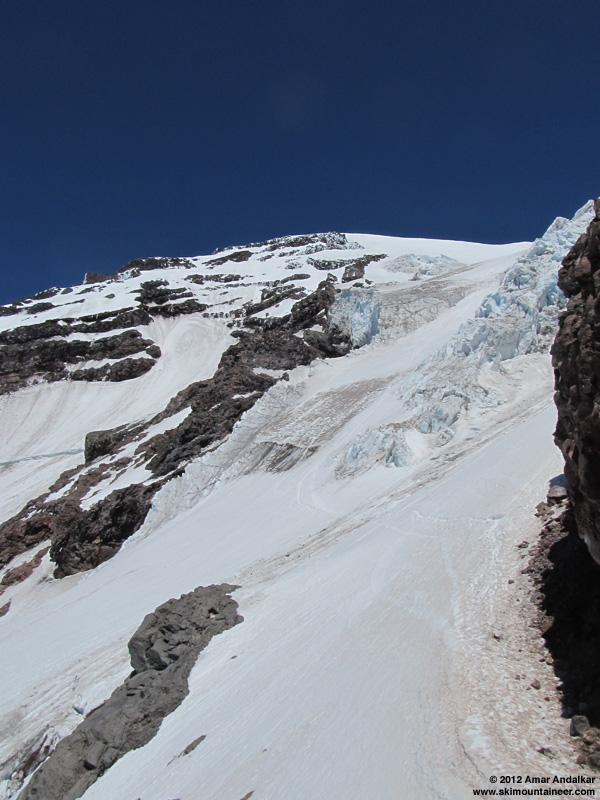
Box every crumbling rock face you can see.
[70,355,157,384]
[186,272,242,285]
[212,230,361,255]
[540,200,600,765]
[17,585,242,800]
[0,512,55,572]
[0,321,66,346]
[84,256,194,284]
[50,483,159,577]
[206,249,253,266]
[0,325,161,394]
[84,425,142,465]
[0,482,159,577]
[135,279,193,305]
[244,285,306,317]
[139,374,276,478]
[0,547,49,591]
[552,199,600,563]
[0,476,152,578]
[133,280,207,317]
[306,253,385,281]
[250,277,338,334]
[528,492,600,767]
[71,307,152,334]
[0,270,212,395]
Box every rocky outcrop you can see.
[0,278,354,578]
[535,199,600,766]
[0,482,158,578]
[0,271,216,395]
[49,484,159,577]
[0,512,55,572]
[0,325,161,394]
[186,272,242,285]
[84,256,194,284]
[552,199,600,563]
[206,249,253,266]
[244,285,306,317]
[0,547,49,591]
[70,355,157,383]
[84,425,141,465]
[305,253,385,282]
[134,280,207,317]
[71,307,152,334]
[17,585,241,800]
[528,491,600,767]
[212,230,360,255]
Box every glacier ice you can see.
[339,202,595,474]
[328,288,381,348]
[342,424,411,473]
[383,252,464,280]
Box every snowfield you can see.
[0,203,594,799]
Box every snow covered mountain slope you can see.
[0,204,594,799]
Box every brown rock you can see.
[547,485,568,503]
[0,276,354,578]
[1,546,49,587]
[553,199,600,563]
[570,715,591,736]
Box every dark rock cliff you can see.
[552,198,600,563]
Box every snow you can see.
[0,204,595,799]
[0,315,232,521]
[88,405,562,800]
[348,232,531,264]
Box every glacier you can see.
[0,206,595,799]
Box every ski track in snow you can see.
[0,209,595,799]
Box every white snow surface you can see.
[0,205,595,799]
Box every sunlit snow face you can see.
[0,203,594,800]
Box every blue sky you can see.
[1,0,598,303]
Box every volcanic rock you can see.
[18,585,241,800]
[0,546,49,589]
[553,199,600,563]
[0,277,352,577]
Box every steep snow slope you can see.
[0,206,594,799]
